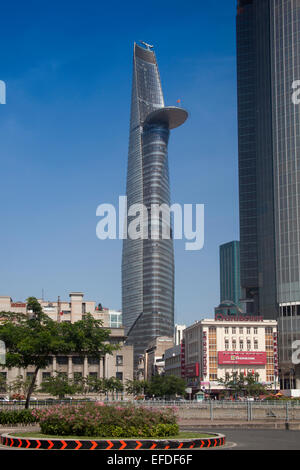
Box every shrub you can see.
[0,409,37,425]
[33,403,179,437]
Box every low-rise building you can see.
[164,344,181,378]
[144,337,174,382]
[0,293,133,396]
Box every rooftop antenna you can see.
[140,41,154,50]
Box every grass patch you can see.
[9,431,214,440]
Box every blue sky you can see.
[0,0,239,325]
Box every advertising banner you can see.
[218,351,267,365]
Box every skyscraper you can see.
[237,0,300,388]
[122,43,188,368]
[219,241,241,307]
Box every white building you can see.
[183,315,278,397]
[174,324,186,346]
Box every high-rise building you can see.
[122,42,188,368]
[237,0,300,389]
[219,241,241,307]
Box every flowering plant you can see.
[32,403,178,437]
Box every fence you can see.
[0,399,300,421]
[175,401,300,422]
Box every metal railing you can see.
[0,398,300,421]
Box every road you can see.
[185,428,300,450]
[1,427,300,451]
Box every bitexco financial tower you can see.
[122,42,188,368]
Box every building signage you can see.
[215,313,263,322]
[185,362,199,378]
[202,331,207,376]
[11,303,26,308]
[218,351,267,365]
[180,341,185,378]
[273,333,278,376]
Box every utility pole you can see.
[57,296,61,323]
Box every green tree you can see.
[147,375,186,399]
[8,374,37,398]
[26,297,44,320]
[39,372,80,399]
[0,300,116,408]
[105,377,124,400]
[218,371,269,398]
[125,379,147,397]
[84,376,105,395]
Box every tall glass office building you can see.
[220,241,241,307]
[237,0,300,389]
[122,43,187,368]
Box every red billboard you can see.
[218,352,267,365]
[185,363,199,378]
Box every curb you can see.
[180,421,300,430]
[0,433,226,450]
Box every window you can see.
[239,341,244,350]
[57,356,68,365]
[110,313,123,328]
[74,372,82,382]
[239,328,244,334]
[247,328,251,335]
[254,328,258,335]
[88,357,100,365]
[225,327,229,334]
[42,372,51,381]
[88,373,98,391]
[72,356,84,365]
[116,355,123,366]
[89,372,97,380]
[254,340,258,350]
[247,340,251,351]
[116,372,123,381]
[0,372,7,392]
[232,328,236,335]
[209,327,217,381]
[232,340,236,351]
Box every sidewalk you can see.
[179,419,300,430]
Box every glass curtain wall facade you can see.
[237,0,300,388]
[122,43,187,368]
[237,0,277,318]
[220,241,241,307]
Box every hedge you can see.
[0,410,37,425]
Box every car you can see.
[0,396,9,402]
